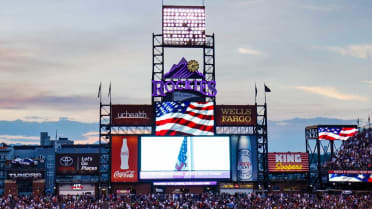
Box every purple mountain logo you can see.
[163,57,205,79]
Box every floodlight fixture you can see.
[162,5,206,46]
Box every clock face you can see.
[187,60,199,72]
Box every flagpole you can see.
[189,137,194,171]
[264,83,267,105]
[98,81,101,199]
[255,83,257,105]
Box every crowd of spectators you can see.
[0,192,372,209]
[328,128,372,170]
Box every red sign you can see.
[111,136,138,182]
[215,105,256,126]
[71,184,84,190]
[268,152,309,173]
[111,105,153,126]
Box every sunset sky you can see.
[0,0,371,145]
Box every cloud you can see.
[83,131,99,137]
[362,80,372,85]
[0,84,97,111]
[237,47,263,56]
[317,45,372,59]
[0,94,97,110]
[231,0,261,6]
[75,131,98,144]
[0,134,39,145]
[300,5,338,12]
[295,86,368,102]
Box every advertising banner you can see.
[230,135,257,182]
[7,170,44,179]
[215,105,256,126]
[268,152,309,173]
[59,184,96,196]
[111,105,153,126]
[329,174,372,182]
[111,136,138,182]
[140,136,230,180]
[56,154,99,175]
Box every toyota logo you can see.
[60,156,73,166]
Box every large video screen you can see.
[140,136,230,180]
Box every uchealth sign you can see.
[215,105,257,126]
[111,105,153,126]
[268,152,309,173]
[111,136,138,182]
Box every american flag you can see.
[156,102,214,136]
[318,127,358,140]
[175,138,188,171]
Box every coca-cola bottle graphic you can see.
[237,136,252,181]
[120,138,129,170]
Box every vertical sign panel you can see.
[111,136,138,182]
[231,135,257,182]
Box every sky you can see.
[0,0,371,146]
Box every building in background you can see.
[0,143,13,196]
[40,132,51,146]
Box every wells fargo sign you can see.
[111,105,153,126]
[268,152,309,173]
[215,105,256,126]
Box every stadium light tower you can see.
[162,5,206,46]
[152,4,215,104]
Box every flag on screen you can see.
[156,102,214,135]
[175,138,188,171]
[318,127,358,140]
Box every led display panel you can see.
[329,174,372,182]
[162,6,206,46]
[140,136,230,180]
[155,102,214,136]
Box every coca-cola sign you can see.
[111,105,153,126]
[111,136,138,182]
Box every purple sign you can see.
[152,58,217,97]
[164,58,205,79]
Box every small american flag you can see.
[175,138,188,171]
[318,127,358,140]
[156,102,214,136]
